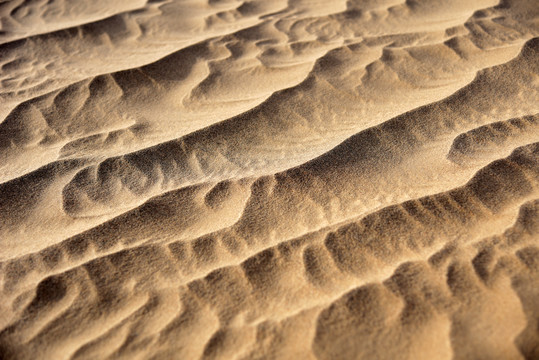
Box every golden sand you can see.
[0,0,538,359]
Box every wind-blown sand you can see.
[0,0,538,359]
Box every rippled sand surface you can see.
[1,0,539,359]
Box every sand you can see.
[0,0,538,359]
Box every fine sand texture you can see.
[1,0,539,359]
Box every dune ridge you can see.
[1,0,538,359]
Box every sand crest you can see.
[1,0,538,359]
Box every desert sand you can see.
[0,0,538,359]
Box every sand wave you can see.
[1,0,538,359]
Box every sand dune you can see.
[1,0,538,359]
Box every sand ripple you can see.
[1,0,538,359]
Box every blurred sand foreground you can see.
[0,0,538,359]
